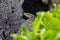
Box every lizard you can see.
[17,13,35,35]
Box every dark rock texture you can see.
[0,0,24,40]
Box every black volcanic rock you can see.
[0,0,24,40]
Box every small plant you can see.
[11,4,60,40]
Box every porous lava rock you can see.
[0,0,24,40]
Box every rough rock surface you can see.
[0,0,24,40]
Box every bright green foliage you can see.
[11,4,60,40]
